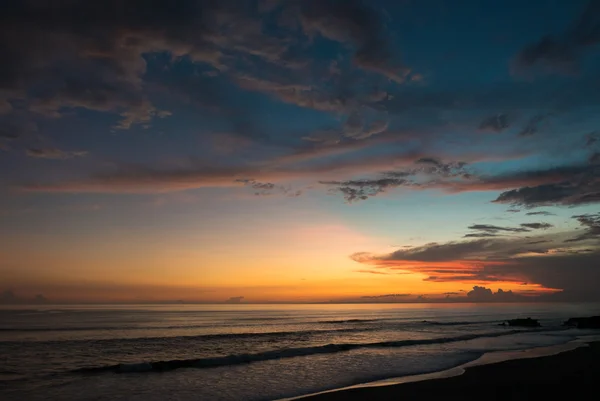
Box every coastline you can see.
[288,338,600,401]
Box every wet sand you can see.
[299,342,600,400]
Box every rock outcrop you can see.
[563,316,600,329]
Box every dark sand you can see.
[299,342,600,400]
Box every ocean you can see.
[1,303,600,401]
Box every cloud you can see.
[320,158,471,202]
[298,0,409,83]
[518,114,551,137]
[353,240,515,264]
[26,147,88,160]
[321,176,411,202]
[351,219,600,299]
[224,296,244,304]
[527,240,552,245]
[479,113,511,132]
[520,222,554,230]
[491,164,600,207]
[0,289,49,304]
[586,131,599,147]
[565,213,600,242]
[0,289,18,304]
[1,0,331,128]
[463,233,501,238]
[525,211,555,216]
[234,75,344,113]
[467,224,530,233]
[237,179,302,197]
[466,286,526,302]
[354,269,389,275]
[513,1,600,75]
[361,293,411,299]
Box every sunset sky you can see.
[1,0,599,303]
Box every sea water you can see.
[1,303,599,401]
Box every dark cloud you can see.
[321,177,411,202]
[586,131,599,147]
[299,0,409,83]
[463,233,501,238]
[0,118,37,148]
[236,179,302,197]
[361,293,411,299]
[321,159,470,202]
[466,286,526,302]
[492,164,600,207]
[26,147,88,160]
[525,211,555,216]
[513,1,600,75]
[467,224,530,233]
[520,222,554,230]
[1,0,403,129]
[565,213,600,242]
[0,289,49,304]
[518,114,550,137]
[0,289,18,304]
[479,113,511,132]
[351,227,600,299]
[355,239,514,263]
[527,240,552,245]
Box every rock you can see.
[563,316,600,329]
[504,318,541,327]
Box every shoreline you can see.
[285,337,600,401]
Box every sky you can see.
[1,0,600,304]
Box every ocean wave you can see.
[317,319,379,324]
[422,320,499,326]
[0,327,380,345]
[73,329,541,374]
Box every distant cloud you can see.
[527,240,552,245]
[520,222,553,230]
[492,164,600,207]
[513,1,600,75]
[586,132,599,147]
[525,211,555,216]
[354,269,389,275]
[321,159,470,202]
[351,220,600,299]
[0,289,49,304]
[463,233,501,238]
[467,286,525,302]
[26,148,88,160]
[321,176,411,202]
[361,293,411,299]
[467,224,530,233]
[518,114,551,137]
[479,113,511,132]
[565,213,600,242]
[224,296,245,304]
[0,289,18,304]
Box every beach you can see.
[299,341,600,400]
